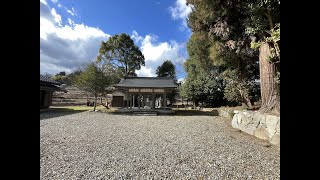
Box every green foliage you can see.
[97,33,145,77]
[156,60,176,78]
[52,71,82,85]
[182,57,226,107]
[250,23,280,63]
[73,62,118,96]
[223,69,251,103]
[186,32,213,70]
[57,71,66,76]
[64,71,82,85]
[52,72,67,84]
[184,0,274,107]
[52,74,65,84]
[155,60,177,103]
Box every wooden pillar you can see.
[133,95,135,108]
[126,90,129,109]
[138,94,141,109]
[141,95,144,108]
[163,92,166,109]
[129,94,132,109]
[152,93,155,109]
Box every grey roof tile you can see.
[40,74,61,85]
[114,77,177,88]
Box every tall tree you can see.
[156,60,176,78]
[186,0,279,114]
[97,33,145,77]
[183,32,228,108]
[64,71,82,86]
[156,60,177,104]
[73,62,118,111]
[182,57,226,108]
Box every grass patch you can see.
[41,105,116,120]
[51,105,105,111]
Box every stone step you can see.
[132,111,158,116]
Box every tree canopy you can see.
[183,0,279,113]
[73,62,119,111]
[156,60,176,78]
[97,33,145,77]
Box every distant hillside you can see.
[52,86,111,106]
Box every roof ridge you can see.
[40,74,61,85]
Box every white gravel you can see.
[40,111,280,179]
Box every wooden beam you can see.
[163,92,166,109]
[138,94,140,109]
[152,93,155,109]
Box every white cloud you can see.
[66,7,76,16]
[67,10,75,16]
[131,30,143,43]
[133,31,187,77]
[51,0,58,3]
[169,0,193,30]
[40,0,110,75]
[51,8,62,25]
[136,66,154,77]
[177,77,185,83]
[40,0,47,5]
[40,0,187,78]
[40,61,72,75]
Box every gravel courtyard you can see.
[40,111,280,179]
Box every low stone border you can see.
[218,108,235,118]
[232,110,280,146]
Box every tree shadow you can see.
[40,108,87,120]
[173,109,219,116]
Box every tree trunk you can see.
[238,88,253,109]
[259,43,280,115]
[125,63,128,77]
[243,95,253,109]
[93,94,97,111]
[193,99,196,109]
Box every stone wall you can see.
[232,110,280,146]
[218,108,235,118]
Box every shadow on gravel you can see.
[105,110,219,116]
[40,108,87,120]
[173,109,219,116]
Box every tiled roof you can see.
[40,74,60,85]
[40,74,67,92]
[114,77,177,88]
[40,84,64,91]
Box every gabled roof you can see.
[114,77,177,88]
[40,74,67,92]
[40,74,61,85]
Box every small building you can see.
[112,77,177,109]
[111,89,127,107]
[40,75,66,109]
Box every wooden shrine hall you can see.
[112,77,177,113]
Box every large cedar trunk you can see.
[259,43,280,115]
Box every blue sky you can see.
[40,0,192,81]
